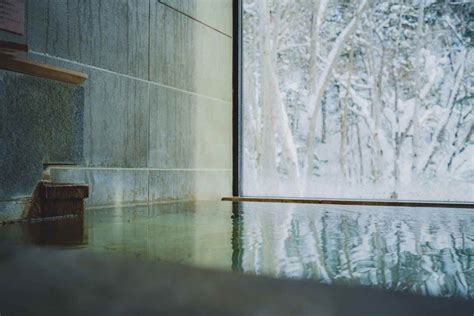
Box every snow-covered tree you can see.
[243,0,473,201]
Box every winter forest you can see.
[242,0,474,201]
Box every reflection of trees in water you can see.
[236,206,474,298]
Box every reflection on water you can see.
[1,216,86,247]
[1,201,472,299]
[24,217,86,246]
[0,201,234,270]
[232,203,474,299]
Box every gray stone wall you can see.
[0,0,232,214]
[0,71,84,221]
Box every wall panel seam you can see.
[157,0,232,38]
[29,51,233,103]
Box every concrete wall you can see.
[0,0,232,214]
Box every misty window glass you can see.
[241,0,474,201]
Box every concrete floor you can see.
[0,246,472,316]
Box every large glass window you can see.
[242,0,473,201]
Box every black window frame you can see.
[232,0,242,197]
[230,0,473,209]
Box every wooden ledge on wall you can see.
[0,41,88,85]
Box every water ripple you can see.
[236,204,474,299]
